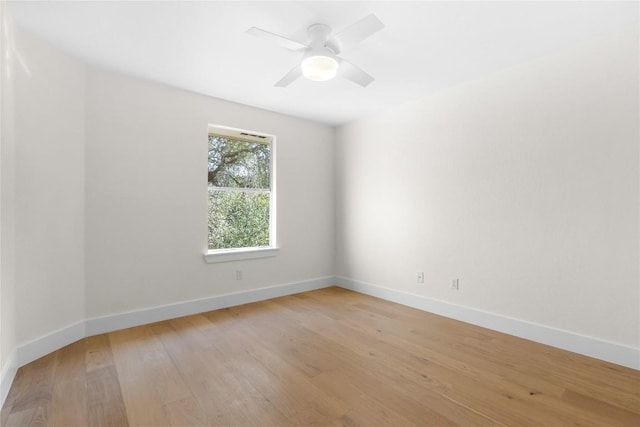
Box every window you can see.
[205,125,277,262]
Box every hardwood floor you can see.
[1,287,639,426]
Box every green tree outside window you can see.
[208,134,272,250]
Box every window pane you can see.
[208,136,270,189]
[208,189,270,250]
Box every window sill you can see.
[203,247,279,264]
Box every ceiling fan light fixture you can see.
[247,14,384,87]
[301,55,339,81]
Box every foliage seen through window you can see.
[208,134,272,250]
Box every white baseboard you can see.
[85,276,335,336]
[0,276,334,409]
[2,274,636,410]
[16,321,86,368]
[0,350,17,410]
[335,276,640,370]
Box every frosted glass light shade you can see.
[301,55,339,81]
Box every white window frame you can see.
[204,124,278,264]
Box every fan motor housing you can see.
[307,23,332,45]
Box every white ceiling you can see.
[7,1,639,126]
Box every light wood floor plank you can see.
[86,365,129,427]
[108,327,171,426]
[3,406,47,427]
[2,287,639,426]
[2,352,55,427]
[50,341,87,427]
[163,396,208,427]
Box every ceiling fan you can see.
[246,14,384,88]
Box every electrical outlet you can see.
[417,272,424,284]
[451,278,459,290]
[236,270,243,280]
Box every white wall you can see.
[1,21,86,402]
[336,25,639,348]
[0,0,18,380]
[84,68,335,318]
[12,29,86,344]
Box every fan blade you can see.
[275,65,302,87]
[246,27,308,51]
[328,14,384,54]
[339,59,374,87]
